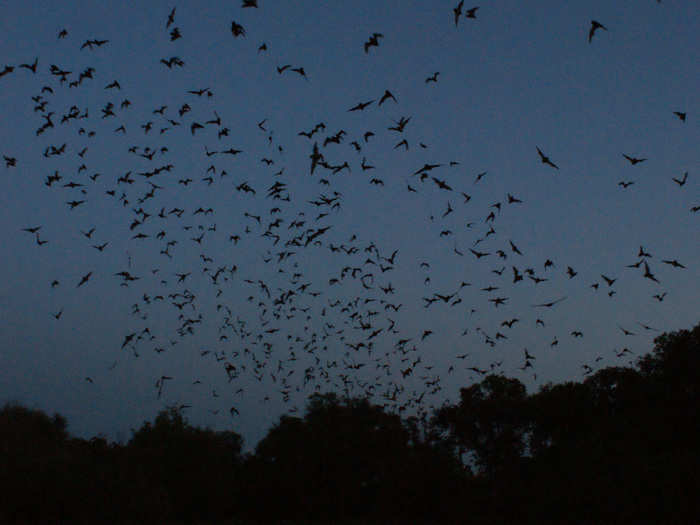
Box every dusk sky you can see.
[1,0,697,448]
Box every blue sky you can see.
[0,0,698,448]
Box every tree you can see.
[250,393,439,520]
[637,321,700,399]
[433,375,529,478]
[634,322,700,518]
[0,402,68,452]
[0,403,71,522]
[127,405,244,522]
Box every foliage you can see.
[1,321,699,523]
[127,405,245,521]
[433,374,530,477]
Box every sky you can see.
[0,0,698,449]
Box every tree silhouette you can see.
[524,324,700,521]
[0,403,71,522]
[634,323,700,519]
[2,321,700,523]
[433,375,530,478]
[127,405,244,522]
[248,392,468,521]
[638,322,700,399]
[250,393,414,519]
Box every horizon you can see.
[0,319,690,449]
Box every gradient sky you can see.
[1,0,698,448]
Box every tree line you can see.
[1,321,698,524]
